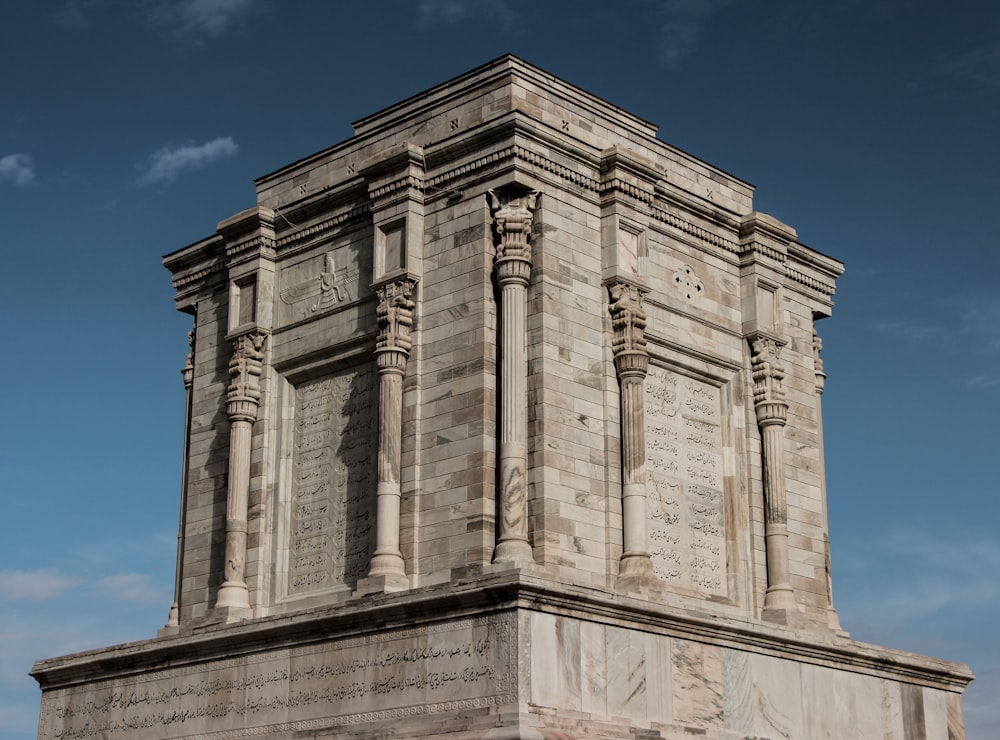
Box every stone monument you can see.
[33,55,972,739]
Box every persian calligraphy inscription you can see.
[645,365,728,597]
[289,365,377,596]
[38,614,516,740]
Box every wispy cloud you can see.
[871,318,948,342]
[944,42,1000,90]
[93,573,164,605]
[146,0,257,39]
[139,136,238,185]
[415,0,517,30]
[52,0,105,29]
[0,153,36,186]
[657,0,735,69]
[0,569,80,600]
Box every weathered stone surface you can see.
[34,55,971,738]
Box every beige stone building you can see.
[33,56,971,739]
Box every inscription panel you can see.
[645,365,728,597]
[290,365,377,596]
[39,614,516,740]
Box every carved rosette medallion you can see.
[227,332,267,422]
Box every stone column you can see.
[366,278,417,589]
[489,189,537,566]
[813,328,845,633]
[750,335,797,621]
[165,327,195,630]
[608,282,656,584]
[215,331,267,617]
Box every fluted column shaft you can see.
[368,279,416,583]
[215,332,266,614]
[490,190,537,566]
[609,282,655,581]
[751,336,796,615]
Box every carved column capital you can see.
[750,335,787,426]
[608,281,649,379]
[489,189,538,286]
[812,329,826,395]
[227,331,267,422]
[181,329,195,391]
[374,278,417,374]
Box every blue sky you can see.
[1,1,998,737]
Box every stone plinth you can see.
[34,575,969,739]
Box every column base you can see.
[616,552,658,592]
[827,607,850,637]
[492,538,534,567]
[214,581,251,622]
[762,585,801,626]
[355,573,410,596]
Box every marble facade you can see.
[33,56,971,738]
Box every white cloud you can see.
[93,573,164,605]
[139,136,238,185]
[0,569,80,601]
[0,153,36,186]
[658,0,735,69]
[146,0,257,39]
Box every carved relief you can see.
[227,331,267,421]
[813,328,826,395]
[672,265,704,302]
[489,189,538,269]
[289,366,377,595]
[645,366,728,596]
[375,278,417,359]
[608,281,648,374]
[181,329,194,391]
[280,250,361,323]
[750,335,786,425]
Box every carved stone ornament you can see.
[375,279,417,357]
[812,328,826,395]
[227,332,267,421]
[750,335,787,425]
[608,281,649,378]
[672,265,704,302]
[489,189,538,285]
[181,329,195,391]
